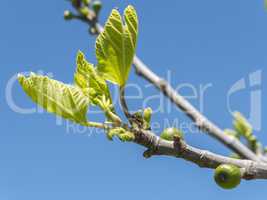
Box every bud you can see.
[118,132,135,142]
[106,127,125,141]
[143,107,152,124]
[82,0,91,6]
[233,112,252,138]
[214,164,241,190]
[248,135,258,152]
[92,1,102,15]
[160,128,184,141]
[79,7,90,16]
[64,10,74,20]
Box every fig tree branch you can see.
[67,6,262,162]
[132,128,267,180]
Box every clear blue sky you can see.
[1,0,267,199]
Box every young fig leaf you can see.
[18,73,89,125]
[96,5,138,86]
[74,51,113,107]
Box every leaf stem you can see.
[119,86,132,120]
[105,108,122,125]
[85,121,107,129]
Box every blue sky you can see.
[1,0,267,199]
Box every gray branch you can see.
[95,23,261,162]
[67,5,267,173]
[133,128,267,180]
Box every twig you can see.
[94,23,261,162]
[119,86,132,119]
[133,128,267,180]
[68,5,262,162]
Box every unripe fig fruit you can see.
[160,128,183,141]
[214,164,241,190]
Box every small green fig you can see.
[214,164,241,190]
[92,0,102,15]
[160,128,183,141]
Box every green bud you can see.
[160,128,183,141]
[92,0,102,15]
[106,130,115,141]
[64,10,74,20]
[143,107,152,124]
[106,128,134,142]
[233,112,252,137]
[79,7,90,16]
[133,109,143,119]
[82,0,91,6]
[106,127,125,141]
[214,164,241,190]
[224,129,240,140]
[118,132,135,142]
[248,135,258,152]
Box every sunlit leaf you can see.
[96,5,138,86]
[74,51,112,106]
[18,73,89,125]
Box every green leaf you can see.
[74,51,112,107]
[95,5,138,86]
[18,73,89,125]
